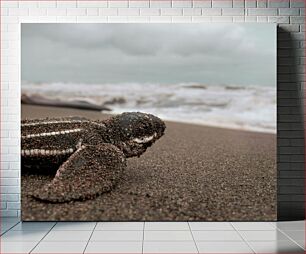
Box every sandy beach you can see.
[21,104,276,221]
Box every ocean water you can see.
[22,82,276,134]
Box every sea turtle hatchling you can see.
[21,112,166,203]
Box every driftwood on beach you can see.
[21,94,111,112]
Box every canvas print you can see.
[21,24,276,221]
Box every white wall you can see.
[1,0,305,219]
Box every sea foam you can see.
[22,82,276,134]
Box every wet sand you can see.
[21,105,277,221]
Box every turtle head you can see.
[106,112,166,157]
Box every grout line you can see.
[141,222,145,254]
[268,221,277,229]
[0,220,20,236]
[29,222,57,254]
[83,222,97,254]
[230,222,256,254]
[187,222,200,254]
[276,227,305,251]
[229,221,237,231]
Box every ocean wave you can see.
[21,81,276,133]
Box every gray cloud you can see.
[21,23,276,86]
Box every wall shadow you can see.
[277,27,305,221]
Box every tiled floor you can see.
[0,218,304,253]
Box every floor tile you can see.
[282,230,305,249]
[0,241,37,253]
[295,240,305,250]
[143,241,198,253]
[282,230,305,241]
[1,218,20,223]
[85,241,142,253]
[90,230,143,241]
[1,221,20,228]
[197,241,253,253]
[52,222,96,231]
[269,222,278,228]
[32,241,87,253]
[189,222,234,231]
[1,230,47,242]
[1,224,19,235]
[144,230,193,241]
[42,230,92,242]
[249,240,304,253]
[96,222,144,231]
[192,230,242,241]
[12,222,55,231]
[1,222,20,233]
[145,222,189,231]
[1,229,8,235]
[276,221,305,231]
[239,230,291,241]
[231,222,275,231]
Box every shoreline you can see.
[22,103,276,135]
[139,116,276,135]
[21,84,276,135]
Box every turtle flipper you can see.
[31,144,126,203]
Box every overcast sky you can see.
[21,23,276,86]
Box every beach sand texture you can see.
[21,105,276,221]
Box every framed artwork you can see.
[21,23,276,221]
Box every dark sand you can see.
[21,105,277,221]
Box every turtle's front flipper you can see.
[31,144,126,203]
